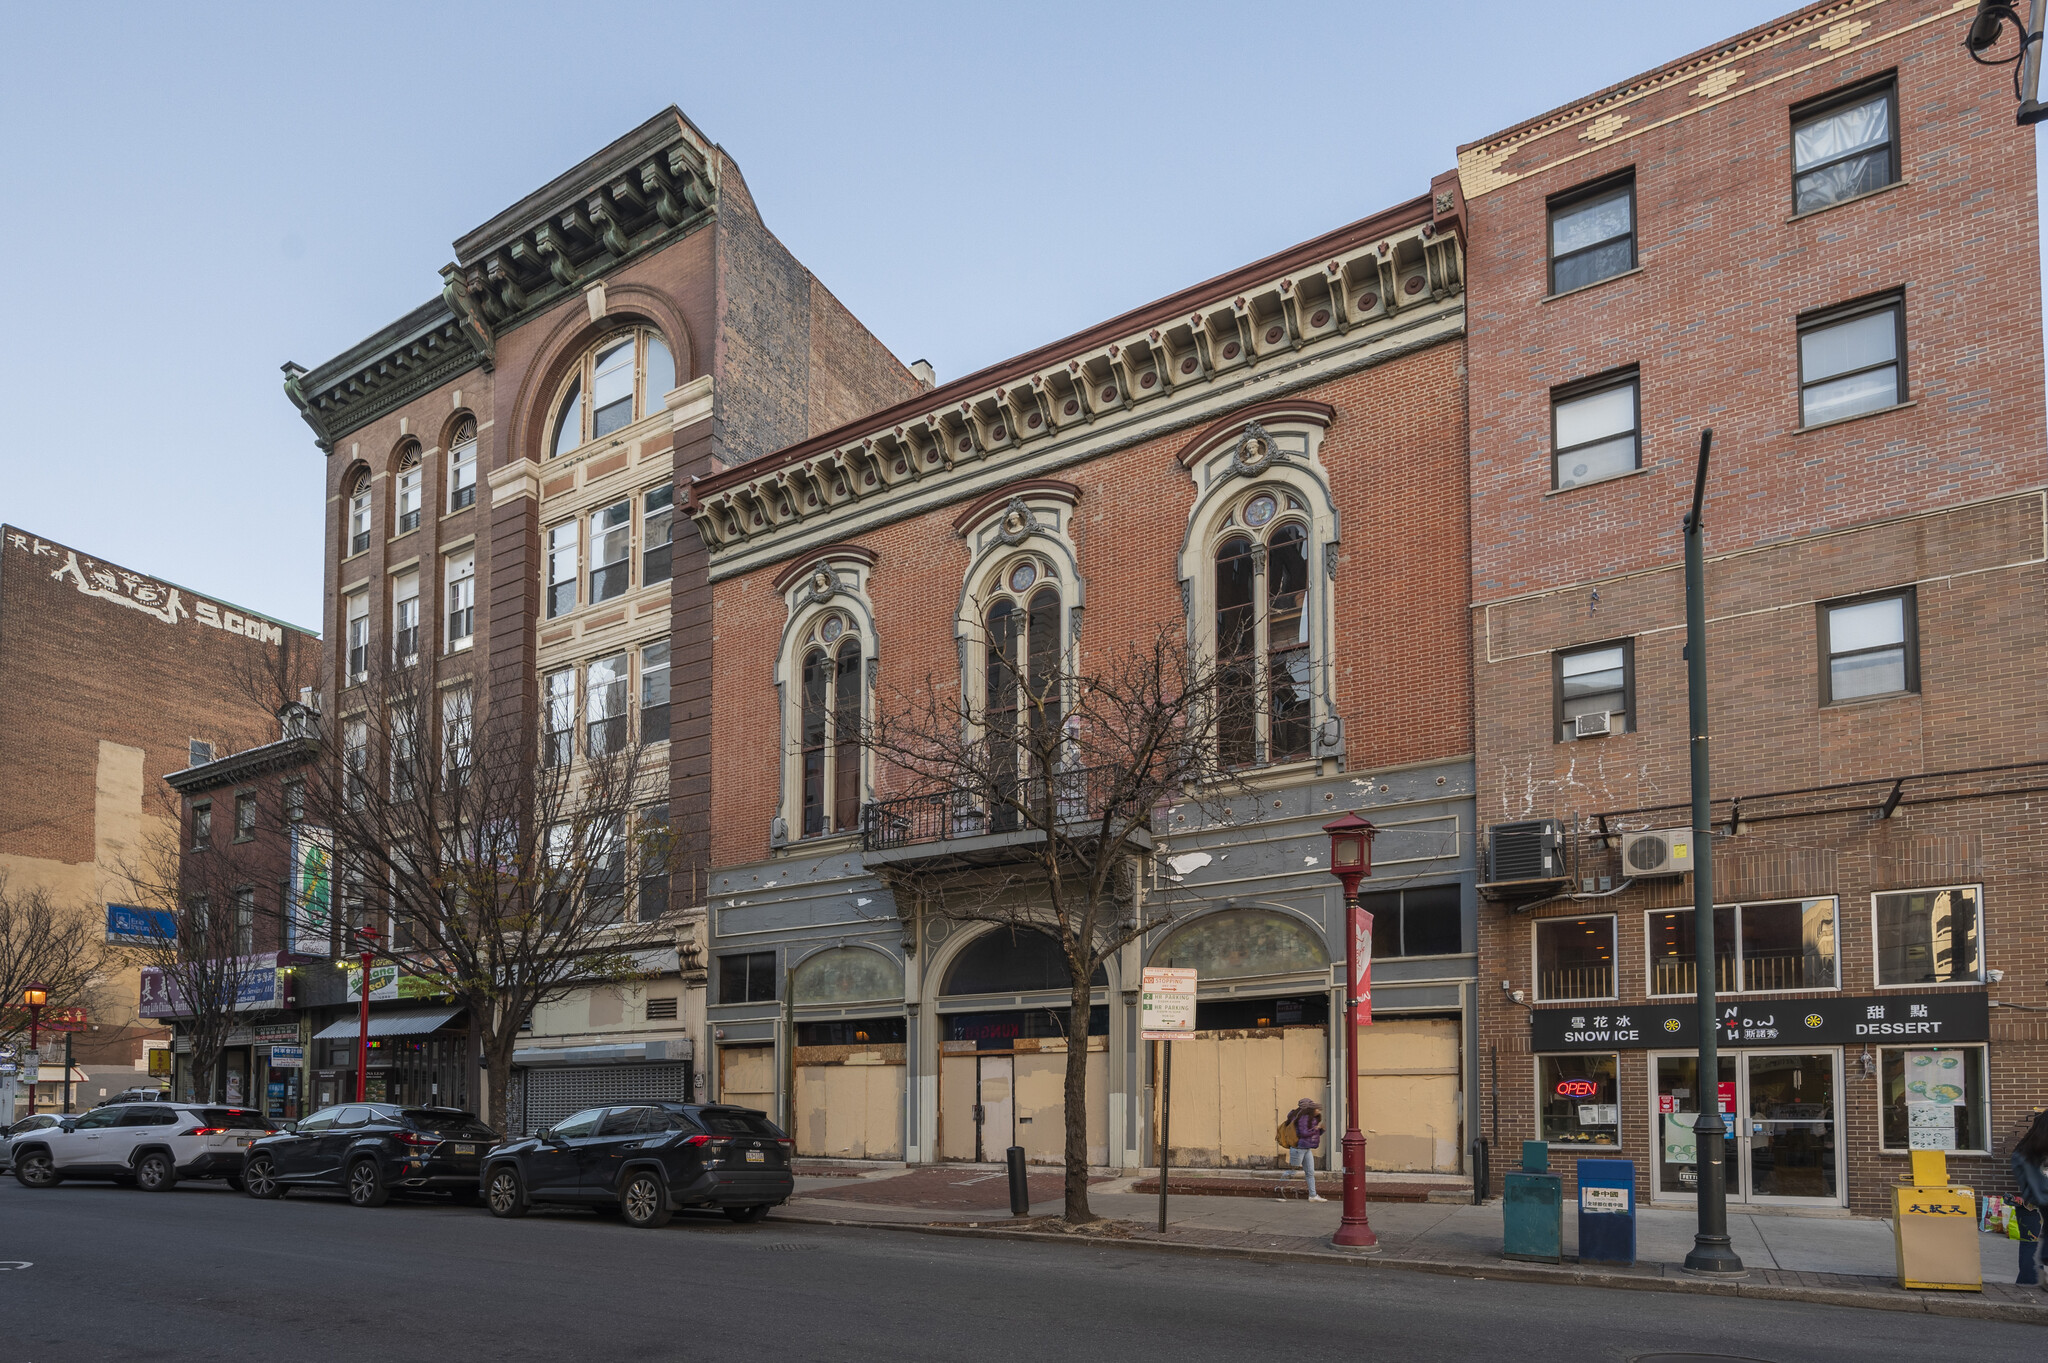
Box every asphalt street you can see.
[0,1179,2040,1363]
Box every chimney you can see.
[910,359,936,392]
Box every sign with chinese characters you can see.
[139,954,283,1017]
[1140,967,1198,1041]
[343,961,449,1003]
[1529,992,1988,1051]
[289,826,334,957]
[1580,1185,1630,1214]
[6,531,285,645]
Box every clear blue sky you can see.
[1,1,2036,631]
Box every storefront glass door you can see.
[1653,1050,1840,1205]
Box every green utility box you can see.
[1503,1140,1562,1263]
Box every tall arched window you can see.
[799,613,863,837]
[550,327,677,459]
[1214,490,1311,766]
[347,472,373,556]
[448,417,478,511]
[394,444,422,534]
[982,559,1063,827]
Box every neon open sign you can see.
[1554,1079,1601,1098]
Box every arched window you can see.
[549,327,677,459]
[347,472,373,556]
[981,559,1062,827]
[448,417,478,511]
[394,444,422,535]
[798,613,863,837]
[1213,490,1312,765]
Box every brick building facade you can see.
[282,108,918,1132]
[0,525,316,1111]
[1460,0,2047,1214]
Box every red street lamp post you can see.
[1322,812,1379,1250]
[353,929,380,1102]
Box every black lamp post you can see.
[1323,811,1379,1250]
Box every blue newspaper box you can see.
[1503,1140,1562,1263]
[1575,1158,1636,1267]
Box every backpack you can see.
[1276,1114,1299,1149]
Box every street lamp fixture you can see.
[352,928,381,1103]
[22,985,48,1051]
[1322,811,1379,1250]
[1964,0,2048,124]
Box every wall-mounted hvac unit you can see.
[1486,818,1562,883]
[1621,828,1695,877]
[1573,710,1612,738]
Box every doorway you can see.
[1653,1049,1841,1205]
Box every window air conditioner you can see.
[1621,828,1695,877]
[1573,710,1612,738]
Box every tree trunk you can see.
[191,1043,219,1104]
[485,1040,516,1137]
[1063,974,1094,1223]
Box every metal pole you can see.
[1332,885,1378,1248]
[62,1033,73,1115]
[2021,0,2048,122]
[355,946,372,1103]
[1156,1040,1172,1233]
[1681,430,1743,1277]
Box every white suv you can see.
[10,1102,277,1191]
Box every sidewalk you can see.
[784,1169,2048,1323]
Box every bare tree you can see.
[297,653,684,1134]
[861,626,1242,1223]
[0,875,109,1051]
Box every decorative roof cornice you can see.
[284,300,481,453]
[163,735,322,795]
[771,543,878,594]
[685,194,1458,578]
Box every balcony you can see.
[858,766,1151,869]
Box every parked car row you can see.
[5,1100,795,1230]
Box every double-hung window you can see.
[542,669,575,769]
[642,485,675,586]
[191,802,212,849]
[1552,372,1639,490]
[233,888,255,956]
[637,803,670,920]
[546,522,579,619]
[395,448,422,534]
[1819,589,1916,703]
[639,640,671,745]
[342,719,368,810]
[586,818,625,925]
[1793,81,1897,215]
[389,705,417,801]
[445,551,475,652]
[347,475,372,556]
[1548,176,1635,295]
[589,500,631,604]
[1555,641,1631,740]
[441,684,472,781]
[448,419,478,511]
[1799,296,1905,427]
[234,792,257,842]
[392,572,420,666]
[585,653,628,758]
[344,592,369,685]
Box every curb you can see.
[774,1211,2048,1324]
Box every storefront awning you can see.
[312,1006,463,1042]
[512,1038,691,1068]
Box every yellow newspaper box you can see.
[1893,1151,1980,1292]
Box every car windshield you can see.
[196,1108,275,1130]
[698,1110,783,1137]
[402,1109,492,1136]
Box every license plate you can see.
[452,1144,476,1156]
[235,1138,251,1148]
[745,1149,765,1164]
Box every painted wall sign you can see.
[139,954,284,1017]
[6,532,286,646]
[105,903,177,943]
[1529,992,1988,1051]
[289,827,334,958]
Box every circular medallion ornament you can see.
[1264,326,1284,345]
[957,437,973,453]
[1357,292,1378,311]
[1244,494,1277,527]
[812,571,832,594]
[1310,308,1330,327]
[1027,412,1042,428]
[1140,372,1157,389]
[1063,399,1080,416]
[1100,385,1118,402]
[1404,275,1425,295]
[1180,356,1198,374]
[1222,341,1241,359]
[991,426,1006,440]
[821,616,844,642]
[1009,561,1037,592]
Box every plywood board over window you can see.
[795,1046,905,1160]
[1161,1025,1330,1169]
[1358,1016,1462,1173]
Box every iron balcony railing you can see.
[860,765,1120,853]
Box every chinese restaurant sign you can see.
[1530,992,1988,1051]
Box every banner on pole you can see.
[1354,910,1374,1025]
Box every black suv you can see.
[240,1103,498,1207]
[482,1103,793,1228]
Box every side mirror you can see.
[277,1122,299,1135]
[58,1119,78,1132]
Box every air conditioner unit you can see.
[1621,828,1695,877]
[1573,710,1612,738]
[1486,818,1562,883]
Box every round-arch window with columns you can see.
[548,326,677,459]
[1214,487,1313,766]
[798,610,864,837]
[980,554,1064,795]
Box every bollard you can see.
[1007,1145,1029,1217]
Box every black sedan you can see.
[240,1103,498,1207]
[482,1103,793,1228]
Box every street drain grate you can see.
[758,1243,821,1251]
[1632,1355,1780,1363]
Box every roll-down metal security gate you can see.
[512,1061,694,1135]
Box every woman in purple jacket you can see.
[1283,1098,1326,1202]
[2012,1109,2048,1287]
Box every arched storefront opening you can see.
[936,926,1109,1166]
[788,947,906,1160]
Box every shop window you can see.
[1819,588,1916,703]
[1152,909,1329,980]
[1792,80,1897,215]
[717,951,778,1005]
[1548,175,1635,295]
[1192,994,1330,1030]
[1648,899,1836,996]
[1551,373,1639,491]
[1880,1046,1989,1153]
[796,1017,908,1046]
[1555,640,1631,740]
[1873,885,1982,986]
[1533,916,1614,1001]
[1799,295,1905,427]
[792,948,902,1006]
[1363,885,1462,959]
[942,926,1106,996]
[1538,1053,1620,1146]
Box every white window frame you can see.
[1875,1043,1991,1155]
[1870,884,1987,990]
[588,500,632,605]
[1535,1051,1623,1150]
[546,521,579,619]
[344,591,370,686]
[441,684,472,778]
[448,422,478,511]
[1530,912,1618,1003]
[445,551,475,653]
[392,571,420,667]
[585,653,628,759]
[1642,898,1840,1000]
[347,477,373,556]
[547,328,677,460]
[395,452,422,534]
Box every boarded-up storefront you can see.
[719,1043,776,1112]
[1358,1015,1462,1172]
[1159,1025,1328,1169]
[939,1036,1109,1165]
[794,1044,906,1159]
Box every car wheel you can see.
[136,1151,178,1192]
[620,1172,673,1229]
[346,1158,390,1208]
[722,1203,771,1224]
[13,1151,58,1188]
[243,1156,286,1200]
[485,1165,527,1218]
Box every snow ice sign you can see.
[1141,967,1198,1041]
